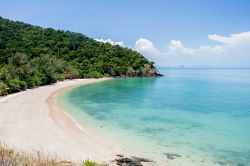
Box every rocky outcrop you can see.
[125,64,163,77]
[113,155,153,166]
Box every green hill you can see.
[0,17,161,95]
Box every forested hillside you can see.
[0,17,160,95]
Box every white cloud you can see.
[168,40,196,55]
[134,38,162,62]
[135,38,160,55]
[168,40,182,50]
[134,31,250,67]
[95,38,124,47]
[208,31,250,45]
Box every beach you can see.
[0,78,116,163]
[1,71,250,166]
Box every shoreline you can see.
[0,78,116,163]
[0,77,228,166]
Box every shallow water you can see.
[61,69,250,166]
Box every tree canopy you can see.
[0,17,160,95]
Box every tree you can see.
[0,17,160,95]
[0,82,8,95]
[7,78,27,93]
[8,52,28,67]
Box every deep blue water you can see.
[63,69,250,165]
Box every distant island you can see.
[0,17,161,95]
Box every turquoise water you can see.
[62,69,250,166]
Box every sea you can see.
[59,69,250,166]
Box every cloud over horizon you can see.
[134,31,250,67]
[96,31,250,67]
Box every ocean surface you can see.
[60,69,250,166]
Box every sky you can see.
[1,0,250,67]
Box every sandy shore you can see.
[0,78,116,163]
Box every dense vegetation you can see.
[0,17,160,95]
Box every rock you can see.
[114,156,152,166]
[163,153,182,160]
[131,156,153,162]
[116,154,124,158]
[115,157,142,166]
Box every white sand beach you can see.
[0,78,116,163]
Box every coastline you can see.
[0,78,116,163]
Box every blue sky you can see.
[1,0,250,67]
